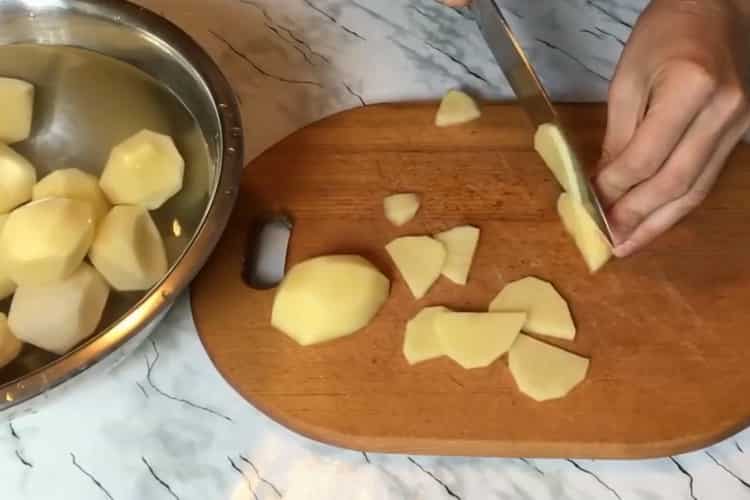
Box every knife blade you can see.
[470,0,615,245]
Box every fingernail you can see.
[613,240,636,258]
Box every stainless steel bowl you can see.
[0,0,243,417]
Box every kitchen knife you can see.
[470,0,615,245]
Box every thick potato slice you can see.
[435,90,481,127]
[1,198,95,286]
[435,225,480,285]
[9,263,110,355]
[89,205,168,292]
[509,334,589,401]
[0,214,16,300]
[0,77,34,144]
[386,236,446,299]
[403,306,450,365]
[33,168,110,222]
[271,255,390,346]
[436,312,526,369]
[0,143,36,214]
[0,313,22,369]
[489,276,576,340]
[384,193,420,227]
[558,193,612,273]
[534,123,588,200]
[99,129,185,210]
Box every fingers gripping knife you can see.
[470,0,615,245]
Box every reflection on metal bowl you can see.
[0,0,243,417]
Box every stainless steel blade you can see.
[470,0,615,245]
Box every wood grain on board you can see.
[191,103,750,458]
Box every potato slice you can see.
[9,263,109,355]
[489,277,576,340]
[384,193,420,227]
[534,123,588,201]
[89,205,168,292]
[271,255,390,346]
[435,90,481,127]
[0,77,34,144]
[509,334,589,401]
[1,198,95,286]
[99,129,185,210]
[436,312,526,369]
[386,236,446,299]
[0,143,36,213]
[33,168,110,222]
[0,313,22,369]
[435,225,480,285]
[0,214,16,300]
[558,193,612,273]
[403,306,450,365]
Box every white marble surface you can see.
[4,0,750,498]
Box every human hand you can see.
[596,0,750,256]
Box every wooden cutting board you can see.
[191,102,750,458]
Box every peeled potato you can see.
[435,90,481,127]
[558,193,612,273]
[386,236,446,299]
[33,168,110,222]
[9,263,110,355]
[99,129,185,210]
[489,276,576,340]
[1,198,95,286]
[435,225,480,285]
[0,77,34,144]
[403,306,450,365]
[435,312,526,369]
[0,214,16,300]
[0,313,22,369]
[509,334,589,401]
[271,255,390,346]
[0,143,36,213]
[89,205,168,292]
[384,193,420,227]
[534,123,586,200]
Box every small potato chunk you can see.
[99,130,185,210]
[435,90,481,127]
[435,225,480,285]
[0,143,36,213]
[9,263,110,355]
[33,168,110,222]
[558,193,612,273]
[509,334,589,402]
[0,214,16,300]
[89,205,168,292]
[386,236,446,299]
[436,312,526,369]
[384,193,420,227]
[271,255,390,346]
[0,77,34,144]
[0,313,22,369]
[403,306,450,365]
[489,277,576,340]
[1,198,95,286]
[534,123,587,201]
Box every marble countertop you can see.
[4,0,750,498]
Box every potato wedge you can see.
[403,306,450,365]
[435,225,480,285]
[33,168,110,222]
[436,312,526,369]
[386,236,446,299]
[509,334,589,401]
[0,143,36,214]
[0,77,34,144]
[271,255,390,346]
[558,193,612,273]
[489,276,576,340]
[384,193,420,226]
[435,90,481,127]
[534,123,586,200]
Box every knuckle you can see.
[611,203,646,229]
[654,173,693,201]
[668,59,719,95]
[682,188,709,209]
[716,85,750,118]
